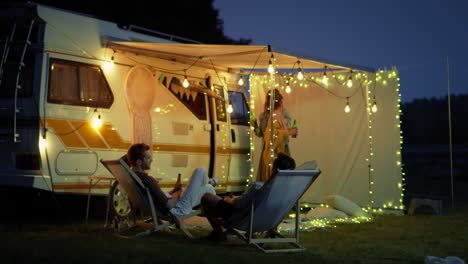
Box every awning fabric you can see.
[107,42,375,73]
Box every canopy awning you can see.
[107,42,375,73]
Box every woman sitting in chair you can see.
[127,143,217,223]
[200,152,296,241]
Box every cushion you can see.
[323,194,368,218]
[306,207,348,219]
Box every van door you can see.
[226,90,250,192]
[210,86,231,192]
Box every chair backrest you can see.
[232,169,321,232]
[100,159,150,214]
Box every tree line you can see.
[8,0,251,44]
[402,94,468,145]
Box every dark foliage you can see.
[6,0,251,44]
[402,94,468,145]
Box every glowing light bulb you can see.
[238,75,244,86]
[345,104,350,113]
[372,102,378,113]
[322,74,328,85]
[39,136,47,151]
[268,59,274,74]
[227,105,233,113]
[297,70,304,80]
[183,76,189,88]
[346,77,353,88]
[285,85,291,94]
[92,114,103,130]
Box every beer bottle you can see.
[249,111,258,128]
[292,119,298,138]
[175,173,182,191]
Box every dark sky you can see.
[214,0,468,102]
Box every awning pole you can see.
[446,57,454,208]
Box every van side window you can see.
[214,87,227,122]
[168,77,207,120]
[228,91,249,126]
[48,59,113,108]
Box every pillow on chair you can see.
[323,194,368,218]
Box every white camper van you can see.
[0,3,252,207]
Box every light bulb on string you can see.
[183,71,189,88]
[321,66,328,85]
[346,70,353,88]
[238,75,244,86]
[91,109,103,130]
[285,81,291,94]
[296,60,304,80]
[372,100,378,113]
[344,97,351,113]
[267,52,275,74]
[227,104,233,113]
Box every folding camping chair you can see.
[100,158,200,238]
[223,169,321,253]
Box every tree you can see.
[7,0,251,44]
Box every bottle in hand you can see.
[174,173,182,191]
[292,119,298,138]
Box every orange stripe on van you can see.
[46,119,87,148]
[70,120,108,149]
[153,144,210,154]
[101,123,132,150]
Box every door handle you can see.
[231,129,236,143]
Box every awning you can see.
[107,42,375,73]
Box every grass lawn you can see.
[1,207,467,264]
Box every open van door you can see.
[226,90,251,192]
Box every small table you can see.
[85,175,115,226]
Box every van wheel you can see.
[110,181,132,219]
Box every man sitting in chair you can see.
[201,152,296,241]
[127,143,217,223]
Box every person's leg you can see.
[171,168,215,217]
[201,193,233,241]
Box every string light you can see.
[346,70,353,88]
[91,109,103,130]
[285,80,291,94]
[183,71,189,88]
[372,100,378,113]
[321,66,329,85]
[238,74,244,86]
[297,60,304,80]
[344,97,351,113]
[268,53,275,74]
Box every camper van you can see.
[0,3,252,212]
[1,3,404,213]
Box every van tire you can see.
[109,181,132,219]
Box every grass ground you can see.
[1,206,467,264]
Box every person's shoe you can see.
[208,177,219,187]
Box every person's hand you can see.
[170,188,182,199]
[249,119,258,128]
[288,127,298,137]
[223,194,238,204]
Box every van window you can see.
[48,59,113,108]
[168,77,207,120]
[214,87,227,122]
[228,91,249,126]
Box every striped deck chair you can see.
[100,158,200,238]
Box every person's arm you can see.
[253,112,267,137]
[282,108,297,136]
